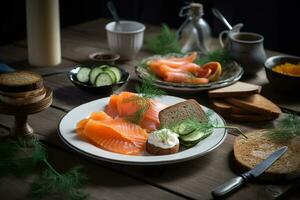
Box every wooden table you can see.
[0,18,299,200]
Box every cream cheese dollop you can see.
[148,128,179,149]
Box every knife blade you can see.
[211,146,288,198]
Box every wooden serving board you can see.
[233,130,300,182]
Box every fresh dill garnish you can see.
[195,49,232,65]
[146,24,182,55]
[154,129,171,143]
[136,77,166,99]
[124,96,150,124]
[0,137,88,199]
[170,116,247,139]
[125,77,166,125]
[266,114,300,141]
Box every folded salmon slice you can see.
[105,92,166,131]
[76,112,148,155]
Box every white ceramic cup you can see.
[106,21,145,60]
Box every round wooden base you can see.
[0,87,53,138]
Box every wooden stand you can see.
[0,87,52,139]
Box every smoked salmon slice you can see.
[105,92,166,131]
[76,112,148,155]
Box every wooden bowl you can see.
[264,55,300,94]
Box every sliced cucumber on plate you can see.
[172,120,213,147]
[75,65,123,87]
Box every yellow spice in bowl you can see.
[272,62,300,77]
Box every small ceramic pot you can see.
[106,21,145,60]
[219,28,266,75]
[89,52,120,65]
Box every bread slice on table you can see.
[0,71,43,93]
[208,81,261,98]
[233,129,300,181]
[227,113,276,122]
[159,99,207,128]
[210,99,250,115]
[226,94,282,117]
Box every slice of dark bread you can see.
[234,129,300,181]
[0,71,43,93]
[211,99,251,115]
[228,113,276,122]
[226,94,282,117]
[159,99,207,128]
[208,81,261,98]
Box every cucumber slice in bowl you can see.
[95,72,114,86]
[105,67,122,82]
[68,65,130,94]
[76,67,91,83]
[103,70,117,83]
[89,67,103,84]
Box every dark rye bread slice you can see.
[0,71,43,93]
[159,99,207,128]
[208,81,261,98]
[234,130,300,181]
[210,99,251,115]
[228,113,276,122]
[226,94,282,117]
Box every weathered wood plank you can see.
[0,44,78,76]
[0,128,184,200]
[1,109,296,200]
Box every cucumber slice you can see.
[103,70,116,83]
[180,139,201,147]
[181,129,206,142]
[95,72,114,86]
[105,67,122,82]
[177,122,197,136]
[76,67,91,83]
[99,65,111,70]
[89,67,103,84]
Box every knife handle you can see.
[211,176,245,198]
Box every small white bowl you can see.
[106,21,145,60]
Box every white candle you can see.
[26,0,61,66]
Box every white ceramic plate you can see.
[58,95,227,165]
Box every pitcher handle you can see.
[219,30,229,48]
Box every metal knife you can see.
[211,146,288,198]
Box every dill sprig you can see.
[136,77,166,99]
[124,96,150,124]
[195,49,232,65]
[170,115,247,139]
[29,166,87,200]
[146,24,182,55]
[267,114,300,141]
[0,137,88,200]
[125,77,166,124]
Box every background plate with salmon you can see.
[58,95,227,165]
[135,53,243,94]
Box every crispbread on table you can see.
[159,99,207,128]
[208,81,261,98]
[0,71,43,92]
[233,130,300,181]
